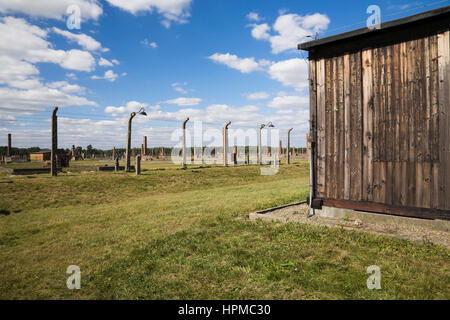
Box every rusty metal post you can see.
[7,133,11,157]
[115,155,119,172]
[287,128,293,164]
[126,112,137,172]
[182,118,189,169]
[51,107,58,176]
[136,155,141,175]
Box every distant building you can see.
[30,150,51,161]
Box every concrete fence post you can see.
[143,136,147,156]
[136,155,141,175]
[182,117,189,169]
[7,133,11,157]
[126,112,137,172]
[51,106,58,177]
[115,156,119,172]
[223,121,231,167]
[258,124,264,165]
[287,128,293,164]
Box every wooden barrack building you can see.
[299,6,450,220]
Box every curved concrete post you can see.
[51,106,58,177]
[258,124,265,165]
[287,128,293,164]
[223,121,231,166]
[182,117,189,169]
[126,112,137,171]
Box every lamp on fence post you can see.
[258,122,275,165]
[126,107,147,172]
[182,117,190,169]
[287,128,293,164]
[223,121,231,167]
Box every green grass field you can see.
[0,160,449,299]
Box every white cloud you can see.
[98,57,114,67]
[268,95,308,108]
[268,58,308,91]
[0,86,97,116]
[0,56,40,89]
[208,53,263,74]
[0,17,97,116]
[105,0,193,27]
[141,38,158,48]
[175,87,187,94]
[0,0,103,21]
[250,23,271,40]
[106,101,264,128]
[91,70,119,82]
[105,101,149,116]
[244,91,270,100]
[164,97,202,106]
[66,72,78,80]
[0,17,96,72]
[53,28,108,52]
[58,50,96,72]
[246,12,262,22]
[48,81,86,94]
[250,13,330,53]
[172,82,189,94]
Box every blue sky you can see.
[0,0,448,149]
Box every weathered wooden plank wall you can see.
[311,31,450,212]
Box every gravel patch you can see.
[250,203,450,248]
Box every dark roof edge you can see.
[298,5,450,51]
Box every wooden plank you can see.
[321,199,450,221]
[337,55,345,201]
[332,57,339,200]
[362,48,374,201]
[379,47,387,204]
[399,41,409,206]
[423,36,432,209]
[309,59,317,199]
[325,58,333,199]
[343,54,351,200]
[316,59,326,198]
[391,43,402,207]
[438,31,450,210]
[415,38,425,208]
[372,47,381,203]
[350,52,363,201]
[385,45,393,205]
[430,34,440,209]
[407,39,417,207]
